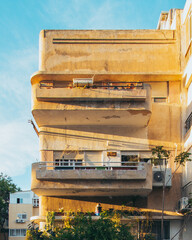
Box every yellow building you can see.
[9,191,39,240]
[30,0,192,239]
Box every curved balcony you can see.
[32,82,151,127]
[31,162,152,197]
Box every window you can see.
[151,221,170,240]
[17,198,23,204]
[121,155,138,166]
[17,213,27,220]
[185,112,192,133]
[154,97,167,103]
[139,221,170,240]
[10,229,26,236]
[33,198,39,207]
[55,159,82,170]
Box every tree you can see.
[0,173,21,240]
[151,146,191,240]
[27,212,135,240]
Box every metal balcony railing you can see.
[39,81,144,90]
[38,161,145,171]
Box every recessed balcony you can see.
[31,162,152,197]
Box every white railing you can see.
[38,161,145,171]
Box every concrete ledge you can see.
[36,168,147,180]
[36,88,147,102]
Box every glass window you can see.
[21,229,26,236]
[33,198,39,207]
[17,198,23,204]
[10,229,16,236]
[10,229,27,237]
[22,214,27,219]
[185,112,192,133]
[17,213,27,220]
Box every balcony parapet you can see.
[31,162,152,197]
[36,82,147,102]
[36,87,147,102]
[36,161,147,180]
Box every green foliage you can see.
[143,233,156,240]
[46,211,55,231]
[151,146,170,165]
[27,212,135,240]
[0,173,20,234]
[174,151,191,166]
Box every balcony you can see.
[36,82,147,102]
[31,161,152,197]
[32,82,151,127]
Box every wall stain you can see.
[102,115,120,119]
[55,49,90,57]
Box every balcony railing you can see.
[37,82,147,102]
[39,81,144,90]
[38,160,145,171]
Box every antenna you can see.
[28,120,39,137]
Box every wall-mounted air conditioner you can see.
[178,197,189,211]
[16,219,25,223]
[152,168,172,187]
[73,78,93,87]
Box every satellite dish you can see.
[153,171,163,182]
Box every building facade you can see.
[9,191,39,240]
[30,0,192,239]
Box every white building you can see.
[9,190,39,240]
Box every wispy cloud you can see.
[0,120,39,176]
[0,47,39,178]
[0,47,38,121]
[37,0,146,30]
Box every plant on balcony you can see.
[54,207,64,216]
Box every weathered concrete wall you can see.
[39,30,180,74]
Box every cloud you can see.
[0,119,39,177]
[37,0,143,30]
[0,47,38,112]
[0,47,39,178]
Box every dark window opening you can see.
[140,158,150,163]
[139,220,170,240]
[17,198,23,204]
[121,155,138,166]
[154,98,167,103]
[185,112,192,133]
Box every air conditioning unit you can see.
[178,197,189,211]
[16,219,25,223]
[152,168,172,187]
[73,78,93,87]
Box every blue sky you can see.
[0,0,186,190]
